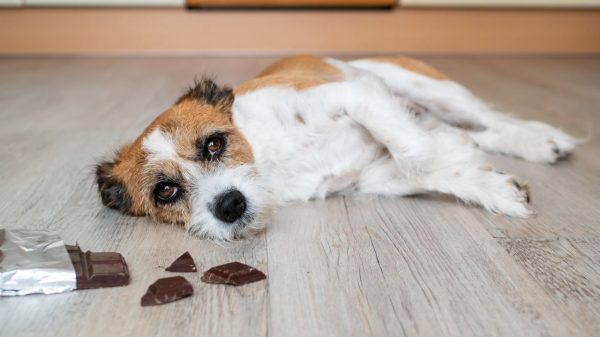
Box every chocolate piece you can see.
[165,252,197,272]
[65,244,130,289]
[141,276,193,306]
[201,262,266,286]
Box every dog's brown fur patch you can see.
[359,56,448,80]
[235,74,330,96]
[235,55,342,95]
[257,55,341,80]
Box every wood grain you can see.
[498,237,600,335]
[0,55,599,337]
[266,196,589,336]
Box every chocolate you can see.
[201,262,266,286]
[165,252,197,272]
[65,244,130,289]
[141,276,193,306]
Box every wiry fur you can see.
[186,165,272,242]
[176,77,234,111]
[96,55,579,241]
[96,160,132,213]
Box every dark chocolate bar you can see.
[141,276,193,306]
[165,252,197,272]
[201,262,266,286]
[65,244,130,289]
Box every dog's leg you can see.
[349,58,578,164]
[356,144,531,217]
[315,80,531,217]
[357,156,532,217]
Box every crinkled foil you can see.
[0,228,76,296]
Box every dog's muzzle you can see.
[213,190,247,223]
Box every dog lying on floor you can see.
[96,55,577,241]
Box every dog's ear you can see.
[95,159,132,213]
[177,77,234,112]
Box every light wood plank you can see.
[266,196,589,336]
[498,237,600,335]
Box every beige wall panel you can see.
[401,0,600,7]
[0,9,599,55]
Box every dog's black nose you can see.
[213,190,247,223]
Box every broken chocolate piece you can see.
[165,252,197,272]
[201,262,266,286]
[65,244,129,289]
[141,276,193,306]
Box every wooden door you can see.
[187,0,395,8]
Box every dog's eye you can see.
[201,134,227,160]
[155,182,179,201]
[206,137,223,155]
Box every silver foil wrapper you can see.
[0,228,76,296]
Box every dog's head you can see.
[96,78,271,241]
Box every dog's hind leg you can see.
[315,79,531,217]
[348,57,578,164]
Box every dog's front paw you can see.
[479,171,532,217]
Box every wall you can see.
[0,7,599,55]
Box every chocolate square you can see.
[165,252,197,273]
[141,276,193,306]
[65,244,130,289]
[201,262,266,286]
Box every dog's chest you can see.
[233,88,383,202]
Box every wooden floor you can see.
[0,55,599,337]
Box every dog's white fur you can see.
[140,57,577,240]
[349,59,576,163]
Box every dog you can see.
[96,55,578,241]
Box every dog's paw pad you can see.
[509,177,531,204]
[478,172,532,217]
